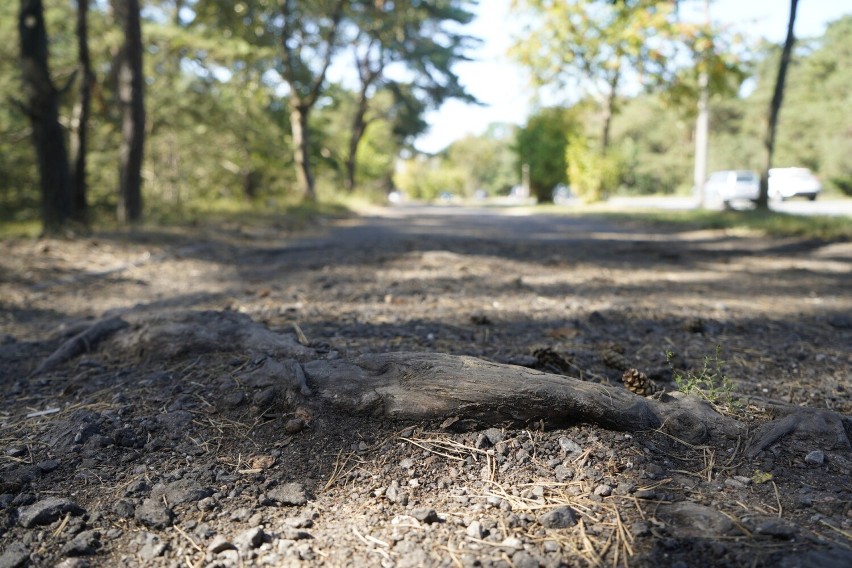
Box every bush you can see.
[565,136,621,203]
[830,175,852,197]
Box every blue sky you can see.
[414,0,851,153]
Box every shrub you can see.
[565,135,621,203]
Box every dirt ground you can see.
[1,205,850,568]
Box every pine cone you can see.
[622,368,657,397]
[600,348,629,371]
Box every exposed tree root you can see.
[31,317,129,376]
[32,310,852,459]
[304,352,851,456]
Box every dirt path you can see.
[1,206,850,567]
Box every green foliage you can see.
[594,15,852,197]
[608,95,694,195]
[667,346,742,415]
[511,0,677,93]
[565,135,621,203]
[515,107,581,201]
[511,0,679,148]
[660,18,751,117]
[3,2,851,226]
[350,0,478,111]
[446,127,518,197]
[1,1,476,225]
[395,153,468,201]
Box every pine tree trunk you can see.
[116,0,145,224]
[18,0,73,235]
[69,0,92,225]
[757,0,798,210]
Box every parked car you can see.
[552,184,572,204]
[701,170,760,208]
[769,167,821,201]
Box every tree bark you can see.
[600,67,621,153]
[18,0,73,235]
[304,352,737,444]
[756,0,798,210]
[346,45,381,193]
[304,351,851,457]
[115,0,146,224]
[69,0,93,225]
[279,0,346,203]
[289,101,316,202]
[345,95,369,193]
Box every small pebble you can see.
[539,506,578,528]
[804,450,825,465]
[500,537,523,550]
[208,535,236,553]
[756,519,798,539]
[558,437,582,454]
[411,507,440,524]
[466,520,484,539]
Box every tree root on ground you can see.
[31,310,852,459]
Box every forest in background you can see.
[1,2,850,234]
[412,12,852,203]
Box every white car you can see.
[769,167,821,201]
[701,170,760,208]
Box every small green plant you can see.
[666,346,742,414]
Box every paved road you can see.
[605,196,852,217]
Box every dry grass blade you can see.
[718,510,753,537]
[771,481,783,518]
[173,524,204,554]
[611,505,634,568]
[579,519,605,568]
[702,447,716,482]
[52,512,71,538]
[399,436,481,461]
[438,544,464,568]
[26,407,60,419]
[292,322,309,345]
[483,479,598,519]
[351,527,390,561]
[817,519,852,541]
[322,448,358,492]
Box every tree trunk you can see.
[693,0,711,208]
[241,145,257,200]
[69,0,93,225]
[345,84,371,193]
[289,101,316,202]
[600,67,621,154]
[116,0,145,224]
[756,0,798,210]
[18,0,73,235]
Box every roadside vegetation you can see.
[2,3,850,236]
[583,208,852,240]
